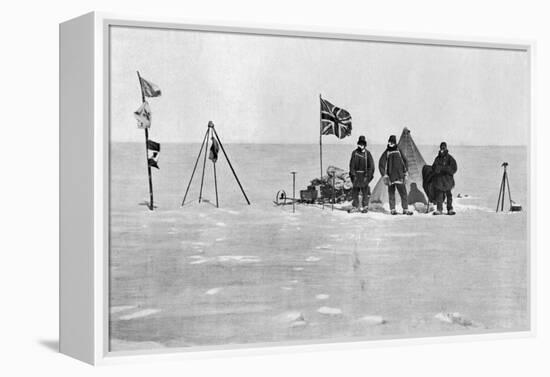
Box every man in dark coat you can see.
[349,135,375,212]
[378,135,413,215]
[431,141,457,215]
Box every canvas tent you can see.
[369,127,428,211]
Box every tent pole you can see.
[181,128,209,206]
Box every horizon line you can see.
[110,141,528,147]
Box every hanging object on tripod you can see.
[496,162,522,212]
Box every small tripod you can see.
[496,162,513,212]
[181,121,250,208]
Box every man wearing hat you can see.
[431,141,457,215]
[378,135,413,215]
[349,135,375,213]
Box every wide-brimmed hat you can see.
[357,135,367,146]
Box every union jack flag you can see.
[320,96,352,139]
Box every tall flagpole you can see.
[319,94,323,178]
[137,71,154,210]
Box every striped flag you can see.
[139,76,162,98]
[134,101,152,129]
[320,96,352,139]
[147,140,161,169]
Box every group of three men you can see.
[348,135,457,215]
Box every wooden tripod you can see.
[496,162,513,212]
[181,121,251,207]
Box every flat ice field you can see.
[109,143,529,351]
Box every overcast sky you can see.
[110,26,529,146]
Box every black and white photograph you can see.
[5,0,550,375]
[107,25,530,352]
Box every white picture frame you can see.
[59,11,536,365]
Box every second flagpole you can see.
[319,94,323,179]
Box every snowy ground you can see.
[109,143,529,351]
